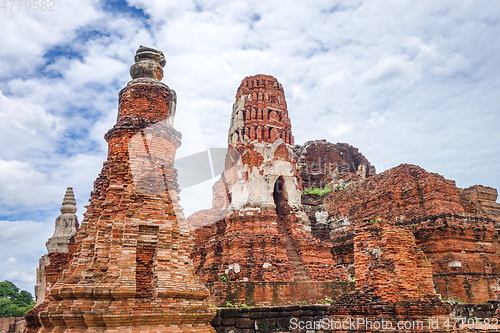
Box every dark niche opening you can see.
[273,176,290,215]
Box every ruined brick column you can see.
[190,75,344,306]
[34,187,79,307]
[329,220,453,330]
[35,46,215,333]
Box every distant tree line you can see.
[0,281,34,317]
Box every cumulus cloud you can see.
[2,271,35,285]
[0,92,64,159]
[0,0,102,79]
[0,159,62,206]
[0,220,51,291]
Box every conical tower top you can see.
[229,74,293,146]
[60,187,77,214]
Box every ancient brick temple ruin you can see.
[26,47,500,332]
[26,46,215,333]
[322,162,500,304]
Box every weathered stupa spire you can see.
[29,46,215,333]
[45,187,77,253]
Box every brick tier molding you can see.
[28,46,215,333]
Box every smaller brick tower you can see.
[34,187,78,307]
[191,75,344,306]
[30,46,215,333]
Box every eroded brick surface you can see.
[207,281,354,307]
[324,163,500,303]
[326,164,466,222]
[0,317,26,333]
[407,213,500,303]
[295,139,375,190]
[460,185,500,223]
[327,221,453,332]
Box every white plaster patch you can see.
[372,248,382,259]
[448,261,462,268]
[296,211,310,226]
[315,211,329,224]
[301,225,311,232]
[225,263,240,274]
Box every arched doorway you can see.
[273,175,290,215]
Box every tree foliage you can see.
[0,281,34,318]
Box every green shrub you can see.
[0,281,34,318]
[302,187,332,196]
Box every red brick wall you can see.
[354,220,435,302]
[295,140,375,189]
[408,213,500,303]
[0,318,26,333]
[192,208,345,285]
[136,245,156,298]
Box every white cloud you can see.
[0,92,64,160]
[0,220,47,245]
[0,159,63,206]
[180,177,219,218]
[2,271,35,284]
[0,0,102,79]
[0,220,52,292]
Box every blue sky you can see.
[0,0,499,294]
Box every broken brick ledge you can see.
[207,281,356,308]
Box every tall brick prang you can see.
[31,46,215,333]
[190,75,344,306]
[226,74,301,212]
